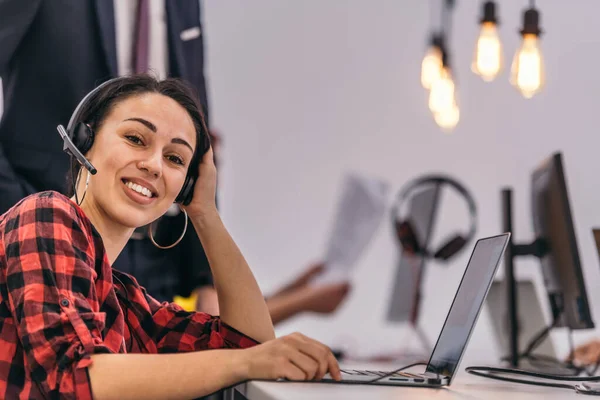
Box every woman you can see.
[0,75,341,399]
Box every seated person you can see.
[0,75,341,399]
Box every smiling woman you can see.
[0,74,341,399]
[64,76,209,231]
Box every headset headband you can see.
[67,77,122,131]
[394,174,477,238]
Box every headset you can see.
[56,77,201,206]
[391,174,477,261]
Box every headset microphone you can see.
[57,124,97,175]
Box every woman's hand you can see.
[182,146,218,219]
[241,333,342,381]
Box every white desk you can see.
[230,358,585,400]
[233,374,582,400]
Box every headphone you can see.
[391,174,477,262]
[56,77,200,206]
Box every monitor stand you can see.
[502,188,550,368]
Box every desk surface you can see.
[234,359,587,400]
[235,376,583,400]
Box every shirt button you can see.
[60,299,70,307]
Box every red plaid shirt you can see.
[0,191,259,399]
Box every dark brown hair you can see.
[66,74,210,196]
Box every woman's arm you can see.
[191,211,275,342]
[88,351,246,400]
[89,332,342,400]
[185,148,274,343]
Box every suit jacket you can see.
[0,0,209,211]
[0,0,213,300]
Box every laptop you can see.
[319,233,510,387]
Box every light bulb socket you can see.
[441,49,450,68]
[429,33,444,49]
[428,33,449,67]
[520,7,542,36]
[480,1,499,24]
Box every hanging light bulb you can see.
[429,62,455,114]
[421,34,444,89]
[472,1,502,81]
[434,101,460,132]
[510,5,544,98]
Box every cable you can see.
[500,317,588,376]
[439,0,447,35]
[498,318,600,379]
[465,366,578,391]
[569,327,575,360]
[429,0,437,32]
[71,160,80,206]
[368,361,430,383]
[530,0,536,8]
[442,0,455,43]
[522,320,555,357]
[500,317,557,363]
[466,365,600,395]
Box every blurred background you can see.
[201,0,600,364]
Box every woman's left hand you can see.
[182,146,218,219]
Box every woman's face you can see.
[84,93,197,228]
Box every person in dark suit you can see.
[0,0,217,308]
[0,0,351,321]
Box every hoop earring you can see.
[148,208,188,249]
[75,168,90,206]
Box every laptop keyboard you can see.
[340,369,423,379]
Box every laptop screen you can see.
[426,234,509,379]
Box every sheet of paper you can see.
[314,172,390,285]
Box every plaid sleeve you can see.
[3,194,114,399]
[144,293,260,353]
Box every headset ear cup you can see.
[72,122,95,155]
[177,151,201,205]
[434,235,467,261]
[176,176,195,205]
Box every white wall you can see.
[203,0,600,364]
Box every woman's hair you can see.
[65,74,210,196]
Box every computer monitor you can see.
[530,152,594,329]
[501,152,594,366]
[387,184,440,323]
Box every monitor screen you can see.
[531,152,594,329]
[387,185,440,322]
[426,234,509,380]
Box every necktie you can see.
[133,0,149,73]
